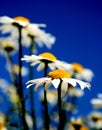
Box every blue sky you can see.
[0,0,102,115]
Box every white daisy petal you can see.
[62,78,77,87]
[34,81,45,91]
[30,61,41,66]
[44,80,52,90]
[48,63,56,70]
[26,78,41,85]
[37,62,45,71]
[75,79,91,90]
[52,79,60,89]
[81,69,94,82]
[61,81,68,92]
[26,77,48,90]
[26,83,34,88]
[29,23,46,28]
[0,16,13,23]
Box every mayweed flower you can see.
[71,63,94,82]
[90,93,102,109]
[0,16,56,48]
[88,111,102,129]
[26,69,91,91]
[22,52,72,71]
[0,38,18,55]
[67,117,89,130]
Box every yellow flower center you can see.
[48,70,70,79]
[13,16,30,23]
[1,40,16,53]
[81,125,89,130]
[72,63,84,72]
[39,52,57,61]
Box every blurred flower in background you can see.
[0,16,56,49]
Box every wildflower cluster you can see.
[0,15,100,130]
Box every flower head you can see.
[26,69,91,91]
[71,63,94,82]
[0,16,30,27]
[22,52,72,71]
[88,111,102,129]
[0,38,18,54]
[67,117,89,130]
[0,16,56,48]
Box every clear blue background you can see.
[0,0,102,116]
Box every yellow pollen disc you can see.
[72,63,84,72]
[81,125,89,130]
[48,70,70,79]
[39,52,57,60]
[2,41,15,48]
[13,16,30,23]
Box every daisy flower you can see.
[26,69,90,130]
[26,69,91,91]
[66,117,89,130]
[71,63,94,82]
[0,16,56,48]
[21,52,72,72]
[90,93,102,109]
[88,111,102,129]
[0,37,18,55]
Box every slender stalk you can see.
[57,80,64,130]
[6,54,22,127]
[17,26,28,129]
[44,63,49,130]
[29,35,36,130]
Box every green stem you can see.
[17,26,28,130]
[6,54,22,127]
[57,80,64,130]
[29,35,36,130]
[44,63,49,130]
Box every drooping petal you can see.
[26,83,35,88]
[30,61,41,66]
[81,68,94,82]
[75,79,91,90]
[37,62,45,71]
[62,78,77,87]
[61,81,68,92]
[48,63,56,70]
[34,81,45,91]
[44,80,52,90]
[52,79,60,89]
[0,16,13,23]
